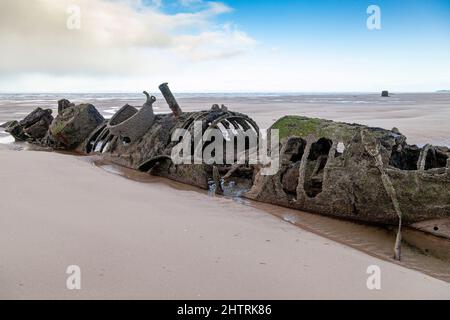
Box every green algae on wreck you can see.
[272,115,387,141]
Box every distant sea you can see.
[1,92,449,147]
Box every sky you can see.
[0,0,449,92]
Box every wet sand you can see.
[1,93,450,299]
[1,149,450,299]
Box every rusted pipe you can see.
[159,82,182,117]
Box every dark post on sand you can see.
[159,83,182,117]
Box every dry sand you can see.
[1,149,450,299]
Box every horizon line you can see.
[0,90,448,95]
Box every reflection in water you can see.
[94,159,450,283]
[0,131,27,151]
[0,134,15,144]
[0,131,53,152]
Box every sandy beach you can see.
[1,148,450,299]
[1,93,450,299]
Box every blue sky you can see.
[232,0,450,91]
[0,0,449,92]
[225,0,450,55]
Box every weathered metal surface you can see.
[108,92,156,143]
[78,85,259,191]
[159,82,182,117]
[5,107,53,143]
[246,116,450,228]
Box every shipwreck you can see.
[3,83,450,259]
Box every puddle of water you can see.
[100,164,128,176]
[92,158,450,283]
[0,131,55,152]
[0,134,15,144]
[0,131,27,151]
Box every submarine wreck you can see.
[3,83,450,260]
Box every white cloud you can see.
[175,24,256,61]
[152,0,163,8]
[0,0,254,76]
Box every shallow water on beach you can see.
[0,130,14,144]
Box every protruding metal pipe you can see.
[159,82,182,117]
